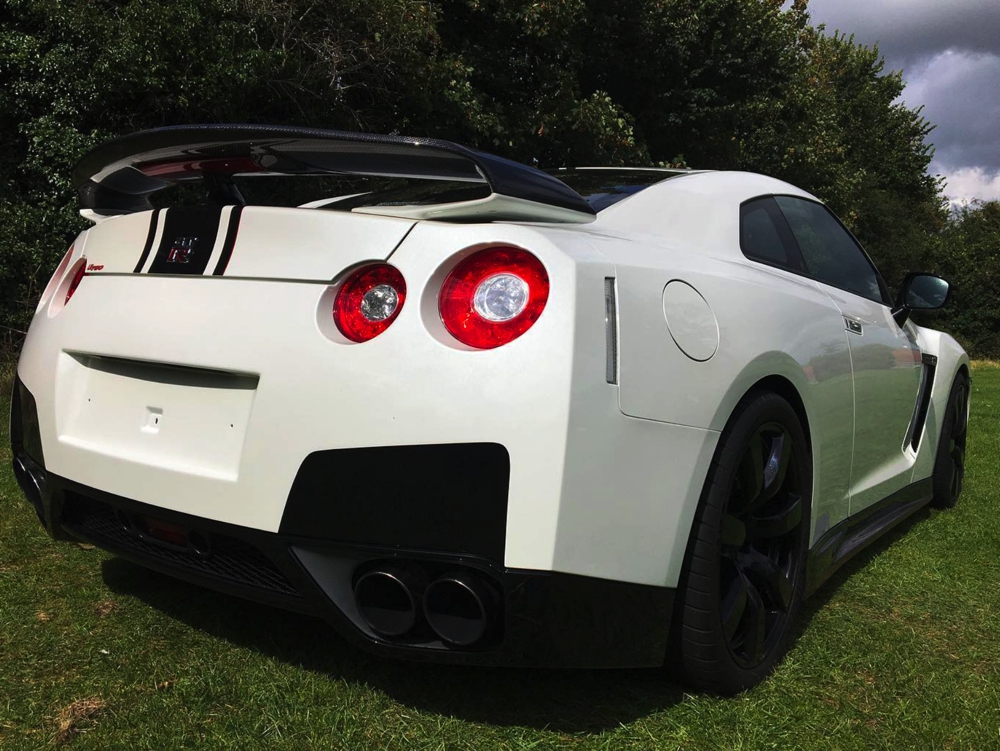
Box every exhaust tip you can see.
[353,568,418,637]
[423,572,496,646]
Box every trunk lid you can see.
[80,206,415,281]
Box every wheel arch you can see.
[746,375,812,454]
[675,369,816,570]
[678,370,813,559]
[669,372,814,691]
[707,351,816,436]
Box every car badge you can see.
[166,237,197,263]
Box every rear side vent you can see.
[605,277,618,384]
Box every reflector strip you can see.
[605,277,618,384]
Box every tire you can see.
[931,373,970,509]
[672,391,811,695]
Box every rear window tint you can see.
[741,201,788,264]
[739,197,804,272]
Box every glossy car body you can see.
[11,126,969,672]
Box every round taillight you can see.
[64,259,88,305]
[439,246,549,349]
[333,264,406,342]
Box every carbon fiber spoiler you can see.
[73,124,596,220]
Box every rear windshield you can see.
[153,169,683,212]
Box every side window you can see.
[739,197,804,271]
[774,196,884,304]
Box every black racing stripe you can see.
[133,209,161,273]
[147,206,224,275]
[212,205,244,276]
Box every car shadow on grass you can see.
[792,504,933,638]
[99,558,688,732]
[98,504,933,732]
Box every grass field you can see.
[1,367,998,749]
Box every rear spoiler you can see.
[73,124,596,220]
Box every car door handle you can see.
[844,317,863,335]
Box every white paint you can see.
[18,170,970,592]
[662,280,719,361]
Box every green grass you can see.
[1,368,999,750]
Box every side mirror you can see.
[892,273,950,327]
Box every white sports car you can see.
[12,125,970,693]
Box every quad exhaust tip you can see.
[352,565,499,646]
[353,567,421,637]
[422,571,496,647]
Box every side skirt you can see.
[805,477,933,596]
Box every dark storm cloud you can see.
[806,0,1000,201]
[905,52,1000,172]
[807,0,1000,67]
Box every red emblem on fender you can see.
[86,263,104,271]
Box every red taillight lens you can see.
[64,259,87,305]
[439,246,549,349]
[333,264,406,342]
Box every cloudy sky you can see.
[806,0,1000,205]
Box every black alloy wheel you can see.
[720,421,804,667]
[672,391,811,694]
[932,374,970,509]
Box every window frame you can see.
[739,193,893,307]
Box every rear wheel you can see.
[931,373,970,509]
[672,391,811,694]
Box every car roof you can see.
[589,170,817,257]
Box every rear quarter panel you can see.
[581,228,856,548]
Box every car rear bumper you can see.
[14,445,674,668]
[13,373,674,668]
[15,262,721,590]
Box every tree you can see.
[0,0,447,339]
[582,0,808,168]
[930,202,1000,358]
[751,30,945,289]
[0,0,980,354]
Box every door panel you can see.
[819,287,922,512]
[736,197,854,539]
[770,195,923,515]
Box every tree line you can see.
[1,0,996,356]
